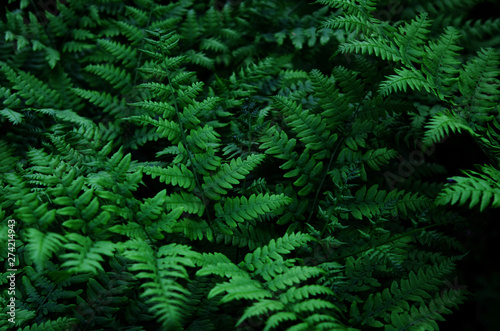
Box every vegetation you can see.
[1,0,499,330]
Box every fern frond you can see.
[122,240,201,329]
[71,88,121,113]
[215,193,293,227]
[16,317,78,331]
[202,154,265,200]
[114,20,144,45]
[26,228,67,272]
[0,62,62,107]
[61,234,116,274]
[136,81,173,99]
[0,108,24,124]
[337,38,402,63]
[260,126,297,160]
[198,231,339,330]
[422,26,462,97]
[273,95,337,152]
[141,163,196,190]
[201,37,229,53]
[264,266,325,292]
[436,165,500,212]
[186,125,221,151]
[107,221,147,240]
[180,9,200,42]
[181,97,221,128]
[349,185,430,220]
[127,115,181,142]
[97,39,138,68]
[422,110,475,146]
[461,17,500,39]
[165,191,205,217]
[337,147,398,171]
[236,299,285,325]
[214,222,274,250]
[323,14,381,36]
[172,217,212,241]
[187,146,222,176]
[394,12,431,65]
[332,66,366,104]
[176,81,205,107]
[125,5,149,25]
[128,100,176,118]
[350,256,463,328]
[458,47,500,115]
[242,232,313,271]
[209,276,273,302]
[136,189,173,224]
[317,0,376,17]
[387,287,468,331]
[308,69,348,126]
[379,67,435,97]
[84,63,132,91]
[185,50,215,70]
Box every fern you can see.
[122,240,201,330]
[141,163,196,190]
[387,287,468,331]
[379,67,436,97]
[214,193,293,227]
[422,110,476,146]
[202,154,265,200]
[273,95,338,152]
[97,39,138,68]
[422,26,463,98]
[61,234,116,274]
[16,317,78,331]
[348,185,431,220]
[25,229,67,272]
[337,38,403,63]
[84,63,133,91]
[436,165,500,212]
[349,256,465,328]
[458,47,500,115]
[1,0,495,329]
[198,232,343,330]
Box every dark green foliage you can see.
[1,0,498,330]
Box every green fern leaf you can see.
[0,108,24,124]
[458,47,500,114]
[436,165,500,212]
[128,100,176,118]
[165,191,205,216]
[16,317,78,331]
[394,13,431,64]
[127,115,181,142]
[237,299,285,326]
[84,63,132,91]
[323,14,381,36]
[26,229,67,272]
[379,68,435,97]
[337,38,402,63]
[273,95,338,152]
[202,154,265,200]
[61,234,116,274]
[215,193,293,227]
[422,110,475,146]
[122,240,201,330]
[141,164,196,190]
[97,39,138,68]
[422,26,462,97]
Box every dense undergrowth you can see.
[1,0,500,330]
